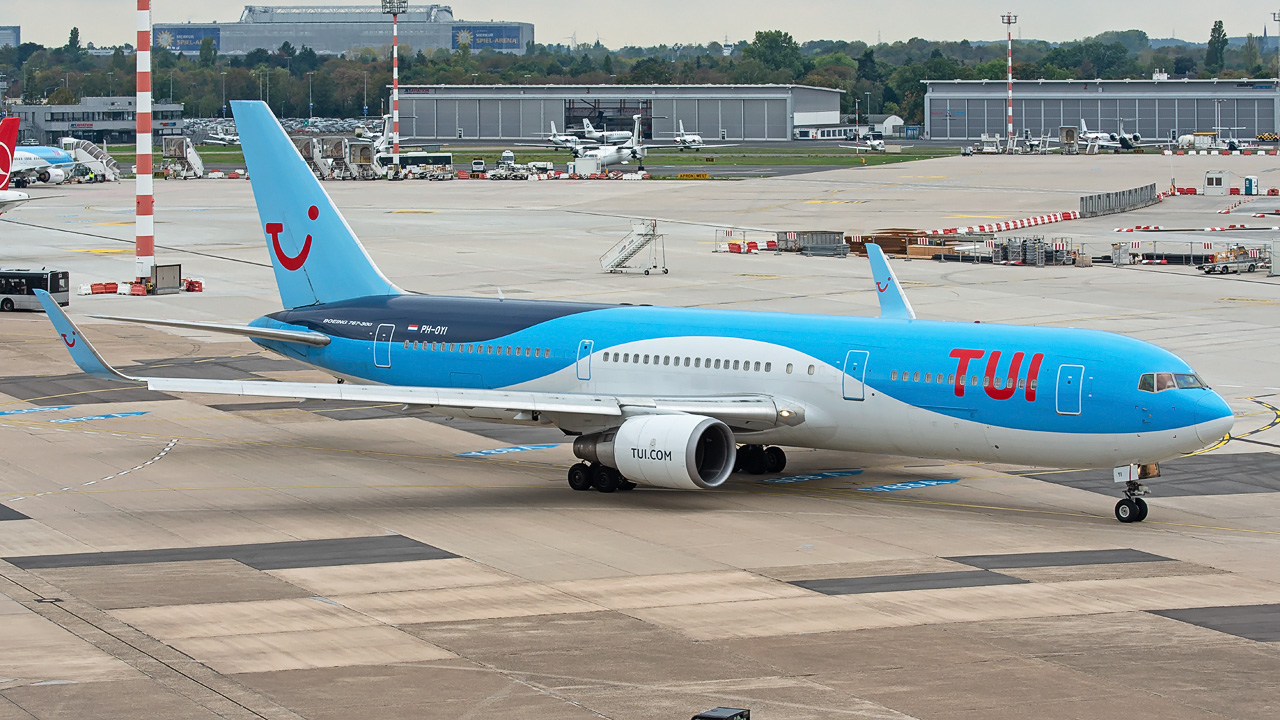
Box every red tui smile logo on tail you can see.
[266,205,318,271]
[61,332,76,348]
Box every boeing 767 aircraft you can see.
[37,101,1234,523]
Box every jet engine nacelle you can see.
[37,168,66,185]
[1131,133,1142,143]
[572,415,736,490]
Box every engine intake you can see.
[572,415,736,490]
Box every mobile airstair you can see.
[161,137,205,179]
[59,137,122,181]
[292,136,332,179]
[600,219,667,275]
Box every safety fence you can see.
[1079,184,1159,218]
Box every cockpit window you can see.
[1175,373,1207,389]
[1139,372,1208,393]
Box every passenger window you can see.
[1156,373,1175,392]
[714,359,721,369]
[1018,378,1025,389]
[534,348,541,358]
[623,353,629,362]
[983,376,990,387]
[695,357,701,368]
[925,373,931,383]
[764,362,771,372]
[948,374,954,384]
[733,360,740,370]
[684,357,691,367]
[633,354,640,364]
[1029,379,1037,390]
[754,362,761,372]
[403,340,410,349]
[545,349,550,358]
[891,370,898,381]
[644,354,650,364]
[786,363,793,374]
[808,365,815,375]
[525,347,531,357]
[971,375,978,386]
[664,356,670,366]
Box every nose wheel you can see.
[1115,481,1150,523]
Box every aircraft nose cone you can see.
[1195,393,1234,444]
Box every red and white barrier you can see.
[924,211,1080,236]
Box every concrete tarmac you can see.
[1,153,1279,720]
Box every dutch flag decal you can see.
[408,324,419,332]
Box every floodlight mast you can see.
[1002,12,1018,154]
[382,0,408,179]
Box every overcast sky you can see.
[6,1,1275,50]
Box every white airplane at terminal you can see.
[1079,119,1171,151]
[515,122,597,151]
[572,115,647,170]
[657,120,739,151]
[582,119,632,144]
[840,138,887,152]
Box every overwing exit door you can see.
[842,350,870,401]
[374,324,394,368]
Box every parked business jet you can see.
[582,118,632,144]
[656,120,739,151]
[0,118,32,214]
[515,121,597,152]
[37,100,1234,523]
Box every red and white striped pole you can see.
[135,0,154,282]
[1002,12,1017,155]
[392,12,400,175]
[382,0,406,179]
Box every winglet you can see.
[865,243,916,320]
[35,290,139,382]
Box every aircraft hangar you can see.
[395,84,843,141]
[924,78,1280,141]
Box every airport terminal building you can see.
[924,78,1280,141]
[396,84,843,141]
[7,96,184,145]
[154,5,532,56]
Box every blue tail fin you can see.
[232,100,400,308]
[865,243,917,321]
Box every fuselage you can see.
[250,295,1234,470]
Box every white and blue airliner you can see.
[37,101,1234,524]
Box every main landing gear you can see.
[1115,480,1150,523]
[734,445,787,475]
[566,463,637,493]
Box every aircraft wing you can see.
[0,192,31,214]
[36,291,795,431]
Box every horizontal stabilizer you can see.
[90,315,331,346]
[865,243,917,320]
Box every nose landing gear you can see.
[734,445,788,475]
[1115,480,1150,523]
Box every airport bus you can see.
[0,268,70,311]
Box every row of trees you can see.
[1,22,1275,124]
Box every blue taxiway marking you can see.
[857,479,960,493]
[761,470,864,484]
[49,412,149,424]
[0,406,73,416]
[457,444,560,458]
